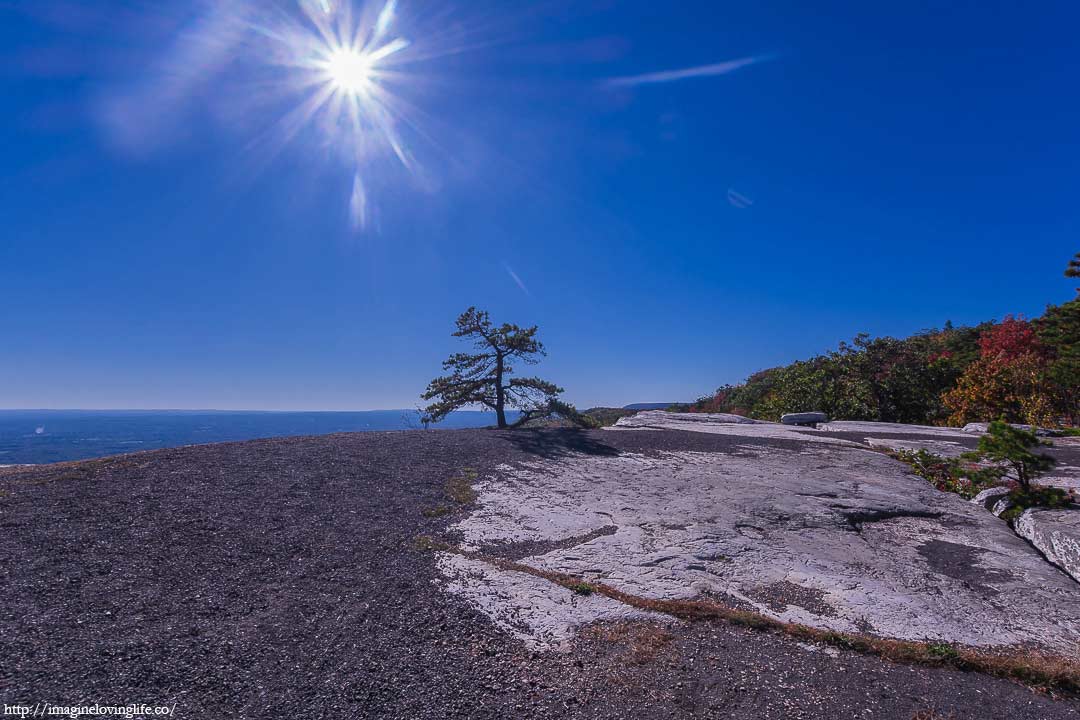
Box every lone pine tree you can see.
[1066,251,1080,280]
[421,307,563,428]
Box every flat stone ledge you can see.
[1014,508,1080,583]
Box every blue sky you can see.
[1,0,1077,410]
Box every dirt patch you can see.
[580,621,676,666]
[744,581,839,618]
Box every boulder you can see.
[781,412,828,426]
[970,486,1010,512]
[1014,508,1080,583]
[990,497,1013,518]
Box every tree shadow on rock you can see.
[499,428,621,459]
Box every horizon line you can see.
[0,407,495,414]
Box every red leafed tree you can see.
[977,316,1040,360]
[943,316,1055,426]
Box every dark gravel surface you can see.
[1,428,1077,719]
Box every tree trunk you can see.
[1015,462,1029,491]
[495,354,507,428]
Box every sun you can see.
[263,0,422,229]
[323,47,374,95]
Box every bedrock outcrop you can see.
[1015,508,1080,583]
[435,413,1080,651]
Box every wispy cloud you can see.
[349,172,368,230]
[504,264,530,296]
[607,54,774,88]
[727,189,753,209]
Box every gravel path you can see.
[1,428,1077,719]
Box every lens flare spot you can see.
[324,47,373,95]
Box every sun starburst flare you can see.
[324,47,375,94]
[82,0,478,233]
[258,0,425,230]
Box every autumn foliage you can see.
[942,316,1057,426]
[690,290,1079,428]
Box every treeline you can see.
[689,257,1079,428]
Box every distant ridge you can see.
[622,403,675,410]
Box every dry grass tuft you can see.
[421,468,479,518]
[446,468,478,505]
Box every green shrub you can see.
[966,420,1055,491]
[927,642,960,661]
[568,582,595,596]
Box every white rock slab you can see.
[436,437,1080,651]
[610,411,861,447]
[1040,463,1080,491]
[818,421,973,437]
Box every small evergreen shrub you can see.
[888,448,1003,499]
[966,420,1055,491]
